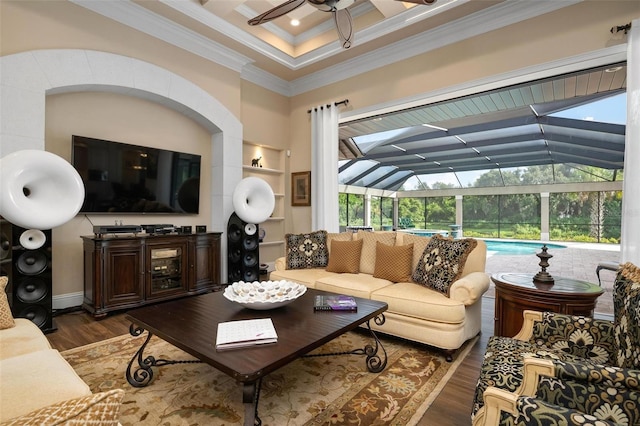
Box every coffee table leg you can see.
[363,315,387,373]
[242,379,262,426]
[126,324,155,387]
[125,323,202,388]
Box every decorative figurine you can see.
[533,244,555,284]
[251,156,261,167]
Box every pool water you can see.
[483,240,566,256]
[404,230,566,256]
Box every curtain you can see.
[310,104,339,232]
[621,19,640,265]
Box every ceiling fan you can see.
[247,0,437,49]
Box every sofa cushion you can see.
[269,268,335,289]
[0,349,92,422]
[2,389,124,426]
[412,234,478,296]
[0,318,52,360]
[396,233,432,270]
[370,282,466,324]
[0,276,15,330]
[355,231,396,275]
[327,232,353,255]
[326,239,363,273]
[373,242,413,283]
[284,230,329,269]
[314,274,394,299]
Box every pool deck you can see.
[483,240,620,318]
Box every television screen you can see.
[72,135,201,214]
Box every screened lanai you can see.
[336,63,626,244]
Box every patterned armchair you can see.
[472,262,640,426]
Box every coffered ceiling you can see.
[67,0,626,188]
[71,0,580,95]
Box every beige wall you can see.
[1,0,638,302]
[45,91,214,297]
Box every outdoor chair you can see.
[471,262,640,426]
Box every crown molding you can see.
[70,0,253,72]
[289,0,582,95]
[70,0,583,97]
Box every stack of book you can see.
[313,295,357,312]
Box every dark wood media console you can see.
[82,232,221,318]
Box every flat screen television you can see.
[72,135,201,214]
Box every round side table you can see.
[492,272,604,338]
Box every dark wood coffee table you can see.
[124,288,388,426]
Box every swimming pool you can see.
[483,240,566,256]
[404,230,566,255]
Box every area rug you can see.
[61,330,476,426]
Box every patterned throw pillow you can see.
[326,239,363,273]
[2,389,124,426]
[285,230,329,270]
[0,276,15,330]
[613,262,640,368]
[373,242,414,282]
[412,234,477,296]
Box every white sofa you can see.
[0,276,124,424]
[270,231,490,360]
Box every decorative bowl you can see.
[223,280,307,310]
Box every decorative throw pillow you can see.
[0,276,15,330]
[285,230,329,269]
[613,262,640,368]
[373,242,414,283]
[412,234,478,296]
[326,239,363,273]
[356,231,396,275]
[398,233,432,270]
[2,389,125,426]
[326,232,353,255]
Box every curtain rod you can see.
[307,99,349,113]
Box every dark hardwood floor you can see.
[47,296,495,426]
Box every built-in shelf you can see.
[244,141,286,264]
[242,165,283,175]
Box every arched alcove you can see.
[1,49,241,283]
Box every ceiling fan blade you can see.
[334,8,354,49]
[248,0,307,26]
[396,0,437,4]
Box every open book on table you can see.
[215,318,278,350]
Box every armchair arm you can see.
[513,311,616,364]
[274,257,286,271]
[474,389,620,426]
[472,387,518,426]
[448,272,490,305]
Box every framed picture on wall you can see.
[291,171,311,206]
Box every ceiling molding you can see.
[241,64,292,96]
[289,0,582,95]
[71,0,586,98]
[70,0,253,72]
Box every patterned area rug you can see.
[61,330,476,426]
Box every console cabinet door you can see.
[189,233,221,291]
[146,239,189,300]
[103,241,145,307]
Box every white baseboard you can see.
[53,292,84,310]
